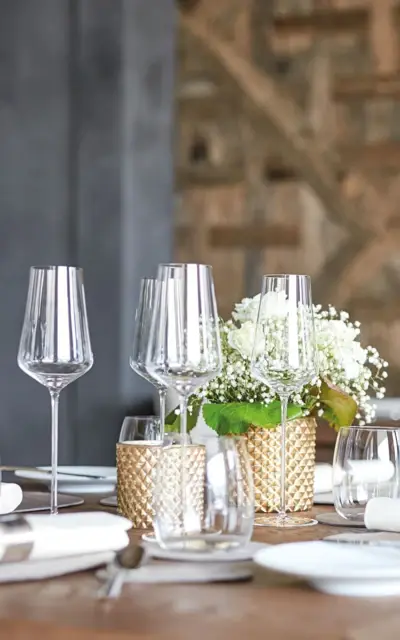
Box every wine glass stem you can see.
[179,395,188,440]
[279,395,289,518]
[50,390,60,515]
[158,388,166,441]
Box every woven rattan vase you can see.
[245,417,317,513]
[116,442,206,529]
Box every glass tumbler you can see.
[153,436,254,552]
[117,416,162,528]
[333,426,400,523]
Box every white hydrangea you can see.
[192,295,387,427]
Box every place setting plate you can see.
[14,466,116,495]
[254,540,400,597]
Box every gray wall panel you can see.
[0,0,176,465]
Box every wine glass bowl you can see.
[18,266,93,514]
[146,263,222,437]
[130,278,168,438]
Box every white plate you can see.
[254,541,400,597]
[14,466,116,495]
[314,492,334,505]
[142,539,268,562]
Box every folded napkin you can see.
[0,483,23,514]
[314,463,332,494]
[344,460,395,484]
[0,511,131,563]
[0,551,115,583]
[364,497,400,532]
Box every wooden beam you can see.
[334,74,400,100]
[339,142,400,170]
[175,224,300,248]
[368,0,397,76]
[272,8,368,34]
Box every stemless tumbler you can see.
[333,426,400,522]
[153,436,254,551]
[117,416,162,528]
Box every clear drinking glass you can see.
[130,278,168,440]
[119,416,161,443]
[146,263,222,439]
[153,436,254,551]
[250,274,318,528]
[17,266,93,515]
[333,426,400,523]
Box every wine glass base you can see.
[254,514,317,528]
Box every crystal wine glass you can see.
[18,266,93,514]
[130,278,168,440]
[250,274,318,528]
[145,263,222,439]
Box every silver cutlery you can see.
[98,544,146,599]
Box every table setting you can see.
[1,259,400,637]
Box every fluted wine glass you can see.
[146,263,222,439]
[250,274,318,528]
[18,266,93,514]
[130,278,168,440]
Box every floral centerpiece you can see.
[166,294,388,434]
[166,293,388,513]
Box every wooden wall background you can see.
[175,0,400,397]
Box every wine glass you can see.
[17,266,93,515]
[250,274,318,528]
[130,278,168,440]
[146,263,222,439]
[333,426,400,523]
[153,436,254,551]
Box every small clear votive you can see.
[117,416,162,529]
[333,426,400,523]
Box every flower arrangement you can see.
[166,294,388,434]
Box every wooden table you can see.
[1,499,400,640]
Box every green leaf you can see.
[165,401,201,433]
[320,378,357,428]
[202,401,304,435]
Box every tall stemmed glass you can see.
[130,278,168,440]
[18,266,93,515]
[250,274,318,528]
[146,264,222,440]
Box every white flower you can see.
[227,321,263,359]
[232,291,289,324]
[232,295,261,323]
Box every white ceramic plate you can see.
[313,492,334,505]
[142,539,268,563]
[254,541,400,597]
[14,466,116,495]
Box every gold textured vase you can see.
[245,417,317,513]
[116,442,206,528]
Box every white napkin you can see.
[0,483,23,514]
[345,460,395,484]
[364,497,400,532]
[314,463,332,494]
[0,511,131,562]
[0,551,115,583]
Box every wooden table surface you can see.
[1,495,400,640]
